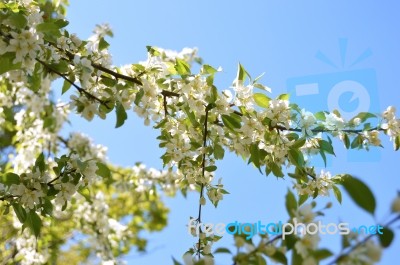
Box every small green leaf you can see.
[313,249,333,261]
[236,63,247,82]
[285,189,297,218]
[249,143,261,171]
[205,166,217,172]
[96,162,111,178]
[1,172,20,186]
[314,111,326,121]
[298,194,308,206]
[214,144,225,160]
[62,79,72,94]
[278,93,290,101]
[291,138,306,149]
[340,175,376,215]
[146,46,161,56]
[134,88,144,106]
[350,112,377,124]
[332,185,342,204]
[12,204,27,223]
[98,37,109,50]
[42,199,53,216]
[253,93,270,108]
[25,210,42,238]
[0,52,22,75]
[395,136,400,151]
[319,140,335,155]
[213,247,231,254]
[379,227,394,248]
[35,153,45,173]
[175,59,191,75]
[202,64,218,75]
[221,114,241,131]
[172,256,183,265]
[271,251,288,265]
[115,102,127,128]
[8,12,27,28]
[288,148,305,167]
[36,22,61,35]
[343,134,350,149]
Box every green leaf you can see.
[62,79,72,94]
[343,133,350,149]
[288,148,305,168]
[270,251,288,265]
[278,94,290,101]
[214,144,225,160]
[96,162,111,178]
[134,88,144,106]
[298,194,308,206]
[291,138,306,149]
[236,63,246,82]
[99,37,110,50]
[54,19,69,28]
[395,136,400,151]
[202,64,218,75]
[208,85,218,104]
[351,135,363,149]
[42,199,53,216]
[8,12,27,28]
[25,210,42,238]
[36,22,59,32]
[350,112,377,124]
[0,172,20,186]
[285,189,297,218]
[221,114,241,131]
[253,93,270,108]
[314,249,333,261]
[172,256,182,265]
[115,102,127,128]
[175,58,191,75]
[291,246,304,265]
[332,185,342,204]
[49,61,69,74]
[379,227,394,248]
[0,53,22,75]
[249,143,261,171]
[340,175,376,215]
[213,247,231,254]
[35,153,45,173]
[319,140,335,155]
[314,111,326,121]
[205,166,217,172]
[146,46,161,56]
[12,204,27,223]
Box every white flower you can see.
[365,240,381,262]
[294,234,319,259]
[363,130,381,147]
[264,99,291,129]
[299,109,316,135]
[324,112,345,130]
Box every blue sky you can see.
[63,1,400,264]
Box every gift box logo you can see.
[287,39,380,163]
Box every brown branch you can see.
[36,58,111,108]
[196,107,210,259]
[327,214,400,265]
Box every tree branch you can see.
[327,214,400,265]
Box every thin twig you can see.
[196,107,210,259]
[327,214,400,265]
